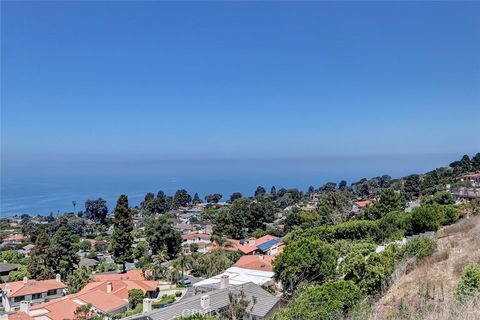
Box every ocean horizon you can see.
[0,153,462,216]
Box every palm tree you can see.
[72,200,77,214]
[153,250,167,267]
[177,252,193,280]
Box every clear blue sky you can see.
[2,1,480,164]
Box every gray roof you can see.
[130,282,280,320]
[78,258,99,268]
[0,263,20,273]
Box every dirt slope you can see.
[371,215,480,319]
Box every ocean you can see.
[0,154,456,216]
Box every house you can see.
[77,258,99,270]
[133,280,281,320]
[0,311,33,320]
[23,272,159,320]
[460,173,480,187]
[18,245,35,255]
[0,275,67,311]
[256,237,284,256]
[214,235,279,255]
[0,264,20,282]
[351,200,374,215]
[182,233,211,254]
[193,267,275,289]
[234,255,275,272]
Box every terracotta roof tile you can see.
[0,279,66,298]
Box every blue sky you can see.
[2,1,480,164]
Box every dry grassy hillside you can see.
[370,214,480,319]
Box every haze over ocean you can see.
[1,153,469,216]
[2,2,479,215]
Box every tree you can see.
[426,191,456,205]
[128,289,145,308]
[205,193,222,204]
[403,175,421,200]
[72,201,77,214]
[274,236,338,293]
[50,226,79,278]
[254,186,266,198]
[455,263,480,302]
[174,252,193,280]
[272,281,362,320]
[9,265,30,281]
[472,153,480,171]
[145,191,171,215]
[192,192,202,204]
[146,216,182,259]
[79,240,92,251]
[338,180,348,191]
[363,188,405,220]
[227,290,257,320]
[112,194,134,272]
[67,267,92,294]
[319,182,337,194]
[28,228,55,280]
[84,198,108,223]
[270,186,277,198]
[229,192,243,203]
[74,304,93,320]
[140,192,155,210]
[173,189,192,208]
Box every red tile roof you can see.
[219,235,279,254]
[234,255,276,271]
[462,173,480,179]
[5,312,33,320]
[0,279,67,298]
[181,233,211,240]
[3,234,29,242]
[93,269,144,281]
[354,200,374,208]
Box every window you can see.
[14,296,25,303]
[47,289,57,296]
[32,293,42,300]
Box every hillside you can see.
[371,214,480,319]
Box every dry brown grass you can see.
[370,215,480,319]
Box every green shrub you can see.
[175,290,182,297]
[455,263,480,302]
[400,237,437,260]
[272,280,363,320]
[128,289,144,308]
[411,206,441,233]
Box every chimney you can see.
[220,274,229,289]
[55,274,61,282]
[23,277,28,284]
[259,255,264,260]
[4,284,11,294]
[142,298,152,313]
[200,295,210,310]
[20,301,31,314]
[107,282,112,293]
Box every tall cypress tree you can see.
[112,194,134,272]
[28,228,55,280]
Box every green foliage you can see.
[399,237,437,260]
[190,249,239,278]
[144,191,171,215]
[128,289,145,307]
[273,280,363,320]
[146,215,182,259]
[455,263,480,302]
[50,225,79,278]
[79,240,92,251]
[204,193,222,204]
[410,205,459,233]
[8,265,30,281]
[175,314,215,320]
[112,194,134,271]
[363,188,406,220]
[133,241,149,260]
[192,192,202,204]
[173,189,192,208]
[403,175,421,200]
[28,228,55,280]
[425,191,456,205]
[0,250,25,264]
[274,236,338,293]
[66,267,92,294]
[84,198,108,223]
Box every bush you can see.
[128,289,144,308]
[411,205,441,233]
[79,240,92,251]
[175,290,182,297]
[400,237,437,260]
[272,280,363,320]
[455,263,480,302]
[274,236,338,293]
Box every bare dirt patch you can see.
[371,215,480,319]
